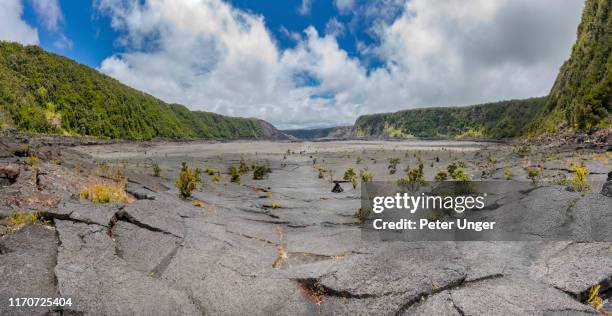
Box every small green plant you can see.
[343,167,358,189]
[525,167,540,185]
[388,157,400,174]
[451,168,470,181]
[195,168,203,184]
[7,211,48,233]
[397,164,426,189]
[228,166,240,184]
[356,157,362,164]
[434,170,448,181]
[359,169,373,182]
[317,166,327,179]
[587,284,604,312]
[27,154,39,167]
[515,144,531,157]
[175,162,199,198]
[239,158,250,174]
[271,200,281,209]
[503,165,513,180]
[152,162,161,177]
[569,162,590,192]
[205,167,216,176]
[253,163,271,180]
[211,175,221,183]
[353,208,371,224]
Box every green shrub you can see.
[175,162,198,198]
[359,169,373,182]
[228,166,240,184]
[569,162,590,192]
[239,158,249,174]
[205,167,216,176]
[152,162,161,177]
[343,167,358,189]
[253,163,270,180]
[525,167,540,184]
[388,157,400,174]
[434,170,448,181]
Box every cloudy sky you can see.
[1,0,584,129]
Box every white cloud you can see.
[334,0,355,14]
[96,0,583,129]
[325,17,345,37]
[0,0,39,45]
[53,33,72,49]
[298,0,312,16]
[28,0,63,31]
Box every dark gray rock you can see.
[119,199,185,238]
[450,277,596,315]
[113,220,181,274]
[402,291,460,316]
[54,220,200,315]
[46,202,118,227]
[0,224,58,316]
[543,242,612,296]
[331,182,344,193]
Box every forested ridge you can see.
[353,0,610,139]
[353,98,545,139]
[0,42,277,140]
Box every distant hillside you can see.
[353,98,545,139]
[0,42,287,140]
[531,0,611,133]
[283,126,352,140]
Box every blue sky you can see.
[2,0,584,129]
[22,0,378,69]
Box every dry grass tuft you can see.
[80,179,129,204]
[7,211,49,233]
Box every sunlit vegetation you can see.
[397,163,426,188]
[192,199,205,208]
[317,166,327,179]
[354,97,545,139]
[343,167,357,189]
[569,162,591,192]
[205,167,216,176]
[175,162,199,199]
[353,207,371,224]
[80,179,129,204]
[0,42,268,139]
[388,157,400,174]
[228,165,240,184]
[253,162,271,180]
[359,169,373,183]
[530,0,611,133]
[239,158,250,174]
[434,170,448,181]
[27,154,39,166]
[152,162,161,177]
[6,211,49,233]
[525,167,540,185]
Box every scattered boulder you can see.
[331,182,344,193]
[0,163,20,183]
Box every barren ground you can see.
[1,139,611,315]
